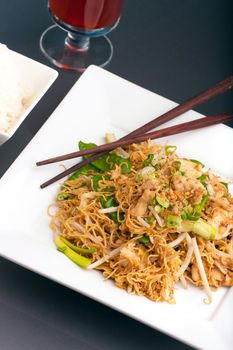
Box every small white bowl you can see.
[0,49,58,145]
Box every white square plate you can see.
[0,65,232,350]
[0,47,58,144]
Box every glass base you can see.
[40,24,113,72]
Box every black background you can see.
[0,1,232,349]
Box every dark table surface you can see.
[0,1,232,349]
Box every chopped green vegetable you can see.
[190,159,204,167]
[108,212,118,223]
[198,174,208,189]
[68,163,97,180]
[92,174,104,191]
[142,154,154,167]
[221,182,229,191]
[156,195,170,208]
[92,154,111,171]
[107,153,132,174]
[165,215,182,227]
[79,141,132,174]
[106,186,116,192]
[154,205,164,213]
[198,174,207,182]
[153,163,161,171]
[149,172,158,180]
[181,219,216,240]
[54,235,91,268]
[100,195,124,223]
[149,198,157,207]
[138,235,150,244]
[182,194,209,221]
[181,209,200,221]
[173,170,186,177]
[192,220,216,240]
[100,195,118,208]
[79,141,110,171]
[135,173,142,182]
[153,204,164,214]
[165,145,177,155]
[57,192,71,201]
[194,194,209,214]
[145,216,153,225]
[92,174,111,191]
[79,141,96,154]
[59,235,96,254]
[172,161,181,170]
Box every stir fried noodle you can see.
[49,140,233,303]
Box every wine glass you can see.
[40,0,124,72]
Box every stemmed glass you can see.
[40,0,124,72]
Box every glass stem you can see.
[65,32,90,51]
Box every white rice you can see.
[0,44,31,133]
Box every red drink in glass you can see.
[41,0,124,71]
[49,0,124,30]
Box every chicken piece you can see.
[192,260,233,287]
[172,175,207,204]
[141,179,160,191]
[131,189,155,216]
[209,267,225,285]
[179,159,202,179]
[206,244,233,270]
[214,261,228,274]
[120,243,142,269]
[208,208,233,239]
[219,256,233,271]
[209,196,233,211]
[211,258,233,287]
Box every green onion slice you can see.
[190,159,204,167]
[165,215,182,227]
[156,195,170,208]
[142,154,154,167]
[138,235,150,244]
[165,145,177,155]
[172,161,181,170]
[59,236,96,254]
[57,192,71,200]
[55,235,91,268]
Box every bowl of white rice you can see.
[0,44,58,145]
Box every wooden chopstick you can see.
[40,113,233,189]
[37,113,233,166]
[40,75,233,188]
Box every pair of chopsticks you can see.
[37,75,233,188]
